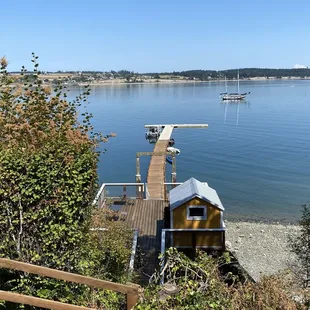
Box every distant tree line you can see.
[9,68,310,80]
[150,68,310,80]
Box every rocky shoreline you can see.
[225,220,300,281]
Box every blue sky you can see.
[1,0,309,72]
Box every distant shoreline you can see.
[10,76,310,88]
[67,76,310,87]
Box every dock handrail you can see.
[92,183,106,207]
[0,258,140,310]
[129,229,139,273]
[93,182,210,203]
[93,183,145,208]
[145,183,150,199]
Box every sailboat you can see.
[220,70,250,101]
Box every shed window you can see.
[187,206,207,220]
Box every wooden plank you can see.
[0,291,92,310]
[146,200,153,235]
[150,200,157,235]
[136,200,145,235]
[0,259,139,295]
[158,125,174,140]
[140,201,148,235]
[119,200,167,239]
[127,292,139,310]
[146,136,169,200]
[130,200,138,228]
[156,200,163,234]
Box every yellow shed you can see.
[169,178,225,250]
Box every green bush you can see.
[0,55,131,309]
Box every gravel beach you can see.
[225,220,300,281]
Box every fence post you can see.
[127,292,139,310]
[123,185,127,199]
[163,183,166,200]
[171,155,177,187]
[136,156,141,198]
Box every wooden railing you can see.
[92,183,145,208]
[93,182,209,203]
[0,258,140,310]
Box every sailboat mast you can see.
[237,69,240,93]
[225,76,228,93]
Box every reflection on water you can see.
[223,101,251,126]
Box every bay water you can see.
[71,80,310,221]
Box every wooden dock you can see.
[145,124,208,199]
[108,199,168,284]
[146,125,174,199]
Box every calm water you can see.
[72,80,310,221]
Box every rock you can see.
[162,283,179,295]
[260,230,265,233]
[225,241,232,250]
[249,234,253,238]
[292,295,304,304]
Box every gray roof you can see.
[170,177,224,211]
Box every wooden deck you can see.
[118,199,167,283]
[146,126,174,199]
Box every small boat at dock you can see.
[168,138,175,146]
[145,126,160,139]
[166,156,173,164]
[167,146,180,154]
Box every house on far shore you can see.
[168,177,226,251]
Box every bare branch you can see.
[5,201,16,243]
[17,198,23,256]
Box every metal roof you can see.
[169,177,224,211]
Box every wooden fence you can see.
[0,258,140,310]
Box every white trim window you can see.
[187,205,207,220]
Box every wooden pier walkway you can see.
[145,124,208,199]
[106,199,168,284]
[146,125,174,199]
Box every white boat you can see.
[167,146,180,154]
[220,71,250,101]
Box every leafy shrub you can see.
[0,55,131,309]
